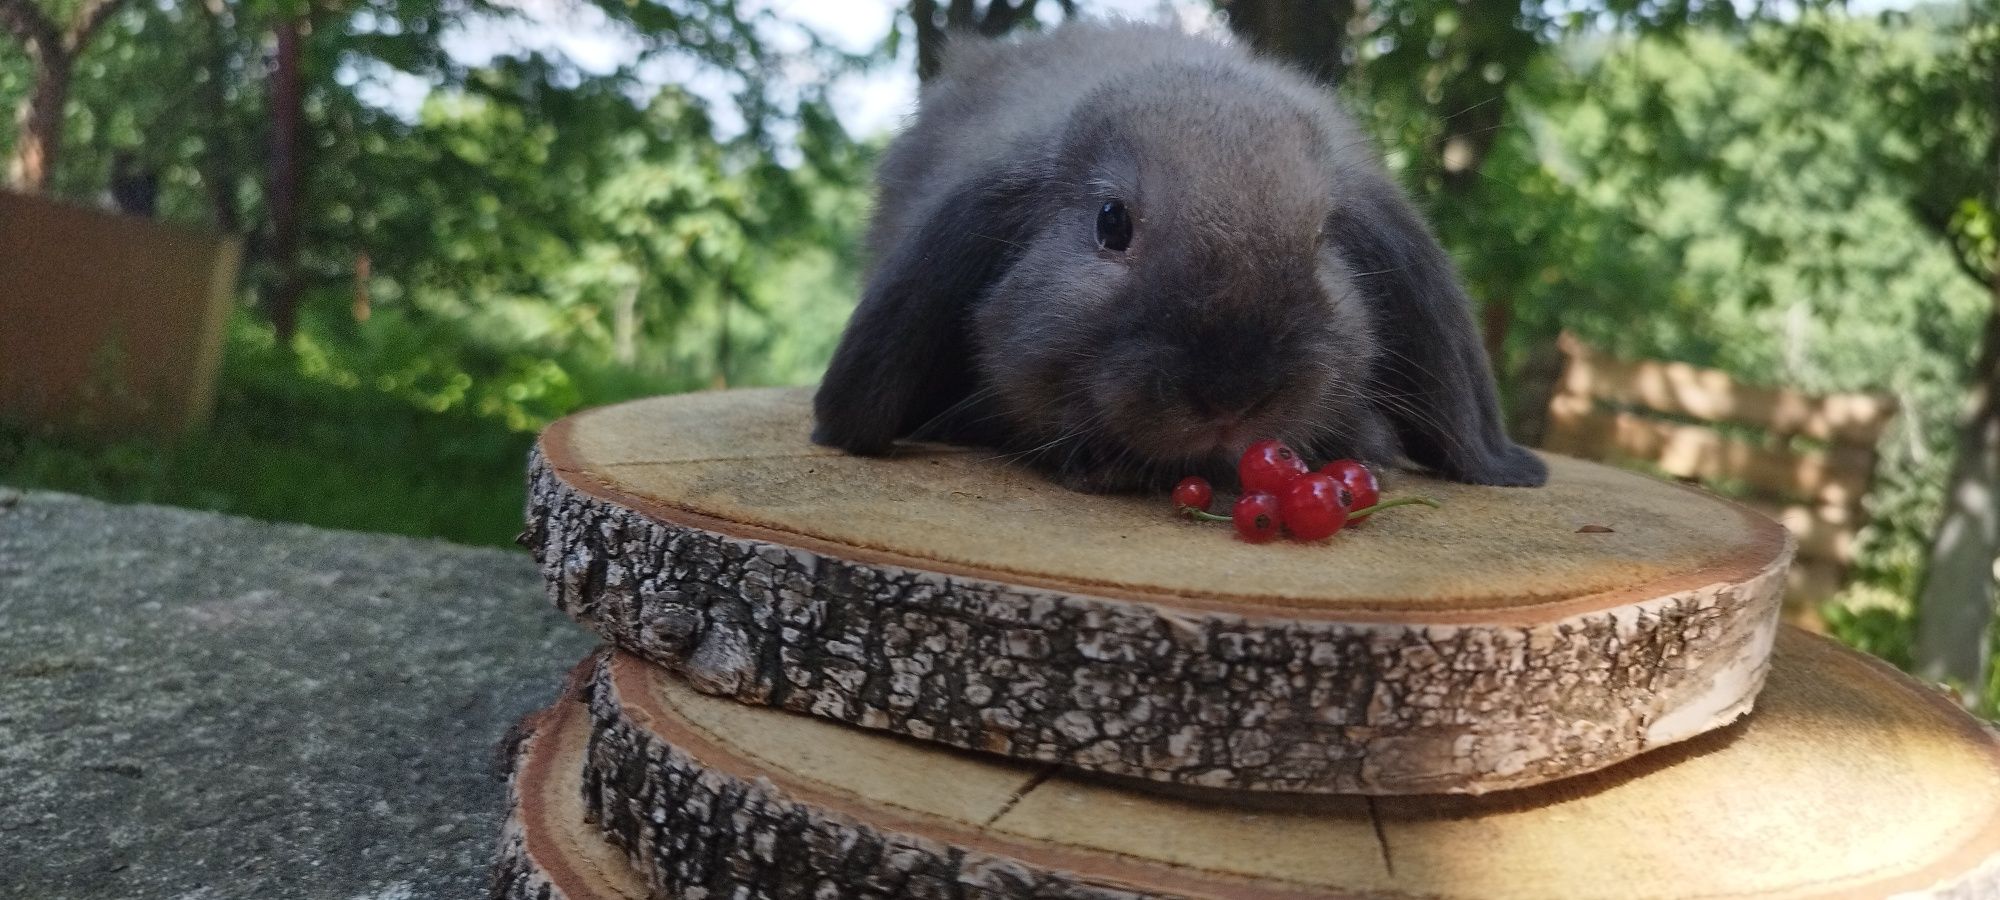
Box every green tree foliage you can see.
[4,0,1997,708]
[1297,0,1813,377]
[1,0,875,542]
[1472,11,1992,706]
[1542,15,1984,547]
[0,0,129,189]
[1844,4,2000,702]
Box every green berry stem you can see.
[1348,496,1440,519]
[1184,497,1436,524]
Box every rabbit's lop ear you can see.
[1330,175,1549,487]
[812,170,1039,454]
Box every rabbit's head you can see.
[813,26,1547,492]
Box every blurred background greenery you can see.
[1,0,1995,707]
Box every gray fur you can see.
[813,22,1547,491]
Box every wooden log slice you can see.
[491,669,649,900]
[529,387,1793,794]
[570,629,2000,900]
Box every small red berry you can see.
[1232,492,1283,543]
[1321,459,1380,520]
[1239,439,1309,494]
[1279,473,1350,541]
[1172,476,1214,513]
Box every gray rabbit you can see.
[812,22,1548,493]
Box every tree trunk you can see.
[709,293,730,388]
[1432,88,1507,199]
[1912,57,2000,706]
[266,16,306,340]
[2,0,130,192]
[9,52,67,192]
[911,0,1052,81]
[1431,78,1513,372]
[1507,334,1567,447]
[194,0,239,234]
[912,0,943,80]
[1406,9,1535,372]
[1913,277,2000,705]
[612,280,639,366]
[1216,0,1353,85]
[1481,289,1513,374]
[351,252,371,323]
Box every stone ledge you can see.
[0,489,595,899]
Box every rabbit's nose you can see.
[1183,374,1283,421]
[1196,420,1255,456]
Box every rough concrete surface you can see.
[0,487,596,898]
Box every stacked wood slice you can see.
[493,388,2000,899]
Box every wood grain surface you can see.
[543,628,2000,900]
[528,388,1794,793]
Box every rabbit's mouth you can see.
[1198,422,1255,459]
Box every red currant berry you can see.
[1232,492,1283,543]
[1321,459,1379,520]
[1172,476,1214,513]
[1328,460,1376,524]
[1279,473,1350,541]
[1239,439,1309,494]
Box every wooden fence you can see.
[1541,333,1899,626]
[0,190,240,436]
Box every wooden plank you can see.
[1741,499,1861,565]
[1786,560,1845,604]
[1782,561,1845,633]
[1545,395,1876,507]
[554,632,2000,900]
[0,190,243,436]
[1556,332,1898,446]
[1538,396,1598,458]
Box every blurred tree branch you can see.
[1912,8,2000,706]
[1216,0,1353,85]
[190,0,240,235]
[67,0,123,48]
[0,0,60,51]
[1916,256,2000,706]
[912,0,1069,81]
[267,12,306,339]
[1906,202,1992,289]
[2,0,131,191]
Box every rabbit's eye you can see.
[1096,200,1133,253]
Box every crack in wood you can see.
[981,765,1061,829]
[1366,796,1395,878]
[599,447,970,469]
